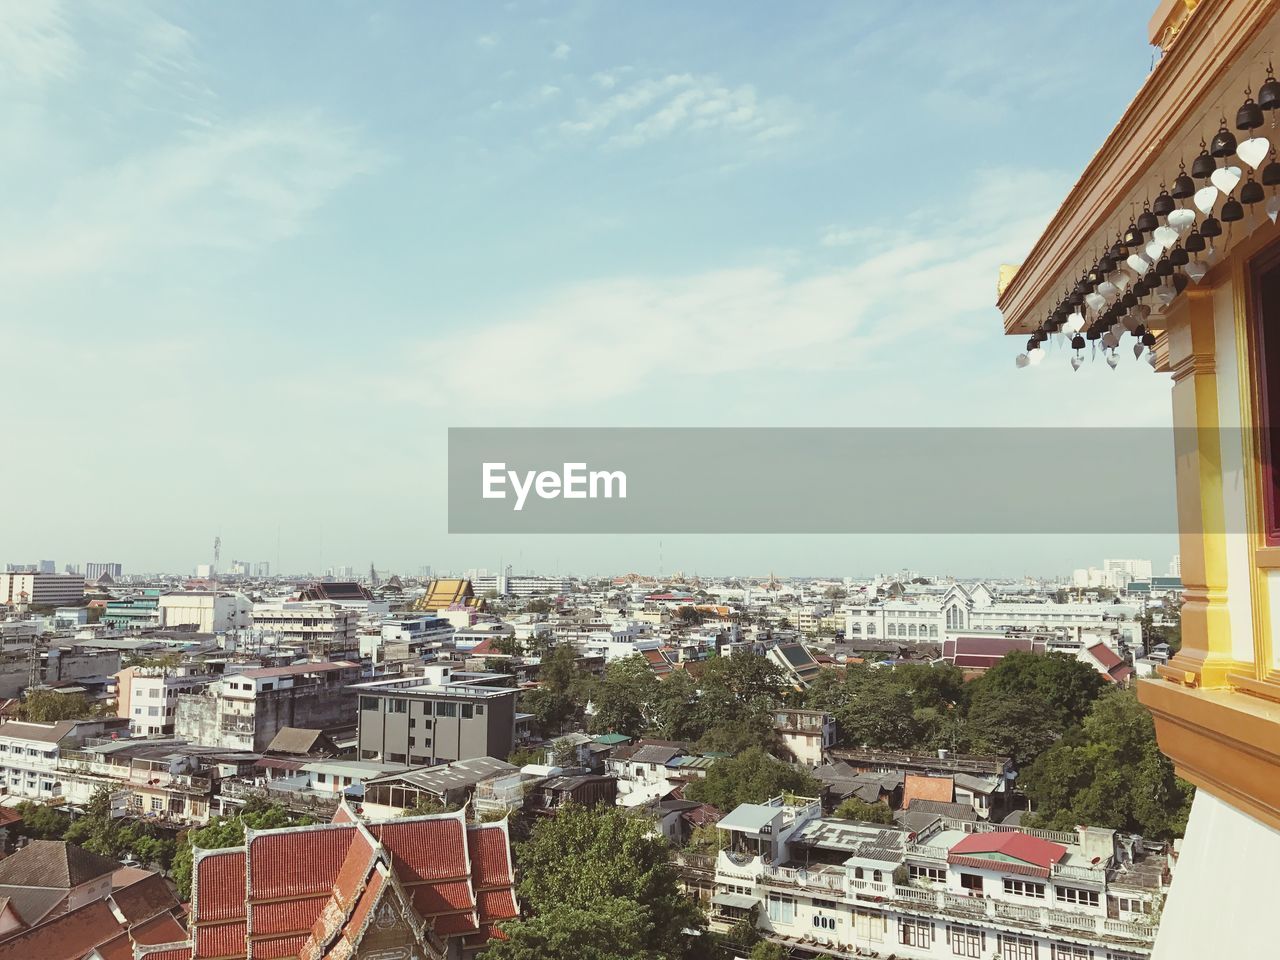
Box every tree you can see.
[833,798,894,824]
[648,670,702,742]
[507,744,546,767]
[685,748,820,813]
[835,684,925,751]
[521,644,595,735]
[488,898,653,960]
[14,801,70,840]
[749,942,788,960]
[590,655,658,738]
[19,690,101,722]
[173,797,314,898]
[524,598,552,615]
[1021,689,1193,839]
[514,804,702,958]
[696,653,787,751]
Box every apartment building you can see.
[158,591,252,633]
[116,664,215,736]
[0,716,129,801]
[709,796,1165,959]
[0,573,85,608]
[773,708,836,767]
[56,738,224,824]
[174,661,360,751]
[353,664,518,766]
[250,601,359,657]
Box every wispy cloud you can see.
[0,0,80,91]
[559,72,800,149]
[551,41,571,61]
[476,33,498,49]
[1,114,382,283]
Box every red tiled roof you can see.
[194,920,246,959]
[251,933,310,959]
[251,895,330,936]
[193,850,246,923]
[477,889,518,924]
[949,831,1067,872]
[1087,642,1123,668]
[248,825,355,899]
[467,823,513,889]
[332,828,379,907]
[135,945,192,960]
[410,879,474,915]
[469,638,497,655]
[433,911,479,936]
[370,817,469,883]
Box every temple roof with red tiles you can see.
[149,801,518,960]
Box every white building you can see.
[119,665,215,736]
[844,583,1134,644]
[0,717,129,800]
[708,796,1165,959]
[0,572,85,608]
[250,601,359,656]
[159,591,252,633]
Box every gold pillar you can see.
[1158,287,1250,687]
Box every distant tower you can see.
[369,562,381,589]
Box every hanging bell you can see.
[1109,239,1127,258]
[1035,327,1049,342]
[1069,291,1084,307]
[1211,122,1238,158]
[1171,169,1196,199]
[1142,331,1156,347]
[1153,189,1175,217]
[1133,324,1147,337]
[1221,197,1244,222]
[1089,262,1106,285]
[1242,178,1265,204]
[1136,206,1159,232]
[1170,245,1189,266]
[1263,159,1280,186]
[1086,328,1101,341]
[1155,256,1174,277]
[1261,68,1280,111]
[1173,273,1190,294]
[1071,334,1086,350]
[1237,95,1264,131]
[1123,221,1144,246]
[1121,291,1138,309]
[1099,252,1116,273]
[1133,277,1150,297]
[1200,215,1222,237]
[1191,148,1216,179]
[1026,336,1038,351]
[1184,228,1206,252]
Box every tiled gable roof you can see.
[0,840,120,888]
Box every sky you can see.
[1,0,1180,578]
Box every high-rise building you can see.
[84,562,122,581]
[0,573,86,607]
[36,560,55,574]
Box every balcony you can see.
[760,863,847,895]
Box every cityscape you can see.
[4,1,1279,959]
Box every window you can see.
[999,934,1039,960]
[461,704,473,719]
[1249,245,1280,542]
[949,924,985,958]
[1003,879,1046,899]
[436,701,457,718]
[360,696,380,712]
[150,797,163,812]
[1052,946,1093,960]
[898,919,933,948]
[387,752,406,764]
[390,699,407,714]
[872,870,882,883]
[765,894,795,925]
[960,873,983,893]
[854,867,864,880]
[317,773,328,784]
[812,915,837,930]
[475,704,485,716]
[910,865,946,883]
[1115,897,1149,914]
[853,909,883,942]
[1055,887,1099,908]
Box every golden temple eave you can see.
[997,0,1280,337]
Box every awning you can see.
[712,892,758,910]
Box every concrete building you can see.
[0,573,84,608]
[101,593,161,629]
[174,661,360,751]
[83,563,122,581]
[116,664,215,736]
[250,601,359,658]
[353,664,518,767]
[0,716,129,801]
[707,796,1165,958]
[773,708,836,767]
[158,591,252,633]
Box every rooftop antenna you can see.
[212,536,221,593]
